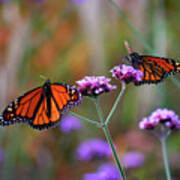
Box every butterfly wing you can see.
[29,92,60,130]
[129,54,180,85]
[0,87,43,126]
[30,83,81,130]
[134,59,167,85]
[141,56,180,74]
[0,82,81,130]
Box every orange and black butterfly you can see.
[0,80,81,130]
[123,42,180,85]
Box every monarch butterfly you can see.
[0,80,81,130]
[123,42,180,85]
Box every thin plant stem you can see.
[105,82,126,125]
[160,137,172,180]
[69,111,102,127]
[94,98,126,180]
[170,76,180,88]
[151,130,161,139]
[109,0,154,54]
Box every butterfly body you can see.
[126,52,180,85]
[0,80,81,130]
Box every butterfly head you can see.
[67,86,82,106]
[128,52,143,68]
[44,79,51,85]
[43,79,51,92]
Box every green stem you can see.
[105,82,126,125]
[94,98,126,180]
[109,0,154,54]
[69,111,102,127]
[160,137,172,180]
[170,76,180,88]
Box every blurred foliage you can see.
[0,0,179,179]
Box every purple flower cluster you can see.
[110,64,143,84]
[83,163,121,180]
[75,138,112,161]
[60,115,83,133]
[122,151,145,168]
[139,108,180,130]
[76,76,116,97]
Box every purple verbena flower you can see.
[110,64,143,84]
[139,108,180,130]
[76,76,116,97]
[60,115,83,133]
[84,163,121,180]
[166,118,180,130]
[122,151,145,168]
[75,138,112,161]
[139,117,159,130]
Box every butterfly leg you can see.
[120,56,129,67]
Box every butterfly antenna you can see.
[124,41,133,54]
[120,56,129,66]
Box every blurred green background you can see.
[0,0,180,179]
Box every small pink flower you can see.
[76,76,116,97]
[110,64,143,84]
[139,108,180,130]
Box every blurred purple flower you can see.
[139,108,180,130]
[60,115,83,133]
[110,64,143,84]
[122,151,145,168]
[75,138,112,161]
[0,0,46,3]
[35,0,47,3]
[76,76,116,97]
[72,0,88,4]
[139,117,158,130]
[84,173,100,180]
[84,163,121,180]
[0,0,8,2]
